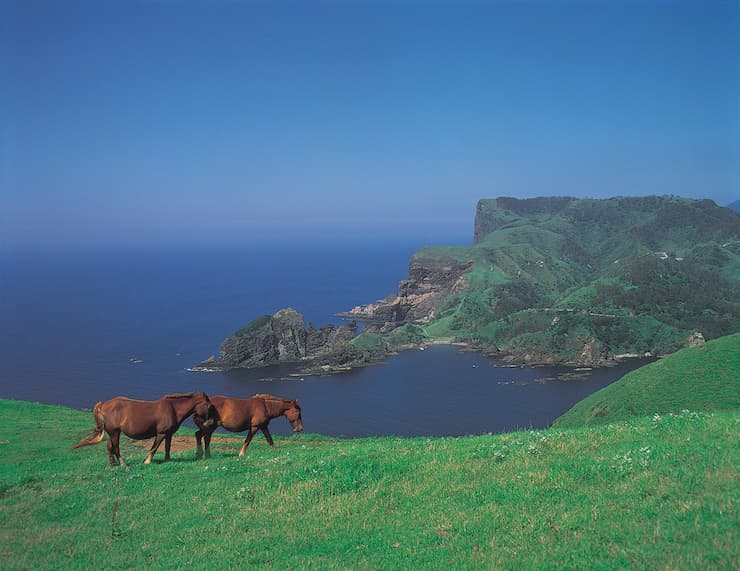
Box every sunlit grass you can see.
[0,399,737,569]
[556,333,740,428]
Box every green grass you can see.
[0,399,737,569]
[233,314,273,337]
[347,331,387,352]
[555,333,740,428]
[387,324,429,347]
[421,314,457,339]
[413,246,475,263]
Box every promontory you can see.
[193,196,740,373]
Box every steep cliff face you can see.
[343,256,472,327]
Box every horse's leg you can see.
[195,429,204,460]
[204,430,213,459]
[164,433,172,462]
[261,425,276,450]
[106,439,116,467]
[144,433,165,464]
[110,430,126,467]
[238,427,258,457]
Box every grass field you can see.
[555,333,740,428]
[0,399,737,570]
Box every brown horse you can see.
[195,393,303,459]
[72,392,217,466]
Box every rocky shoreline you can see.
[189,304,664,376]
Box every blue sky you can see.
[1,0,738,245]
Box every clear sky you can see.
[1,0,738,245]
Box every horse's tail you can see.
[71,402,106,450]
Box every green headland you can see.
[206,196,740,372]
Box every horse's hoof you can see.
[144,458,152,465]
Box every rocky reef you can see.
[191,308,389,374]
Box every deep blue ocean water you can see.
[0,238,647,437]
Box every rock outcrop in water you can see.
[191,308,389,374]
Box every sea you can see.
[0,237,648,438]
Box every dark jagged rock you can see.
[193,308,386,373]
[217,308,308,368]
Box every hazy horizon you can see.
[2,0,738,246]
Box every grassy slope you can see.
[0,400,737,570]
[555,333,740,429]
[413,197,740,361]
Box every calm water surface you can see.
[0,239,646,437]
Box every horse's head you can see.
[285,400,303,433]
[192,393,218,429]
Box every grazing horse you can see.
[196,394,303,459]
[72,392,217,466]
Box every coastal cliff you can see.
[337,196,740,366]
[196,196,740,372]
[342,256,472,328]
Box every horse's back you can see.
[102,396,175,439]
[210,395,269,432]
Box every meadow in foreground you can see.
[0,399,736,570]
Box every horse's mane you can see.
[254,393,294,403]
[162,392,197,399]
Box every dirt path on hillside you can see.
[133,434,242,454]
[132,434,329,454]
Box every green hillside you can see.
[0,399,737,569]
[217,196,739,370]
[555,333,740,428]
[412,196,740,363]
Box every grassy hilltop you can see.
[400,196,740,364]
[555,332,740,428]
[0,397,737,570]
